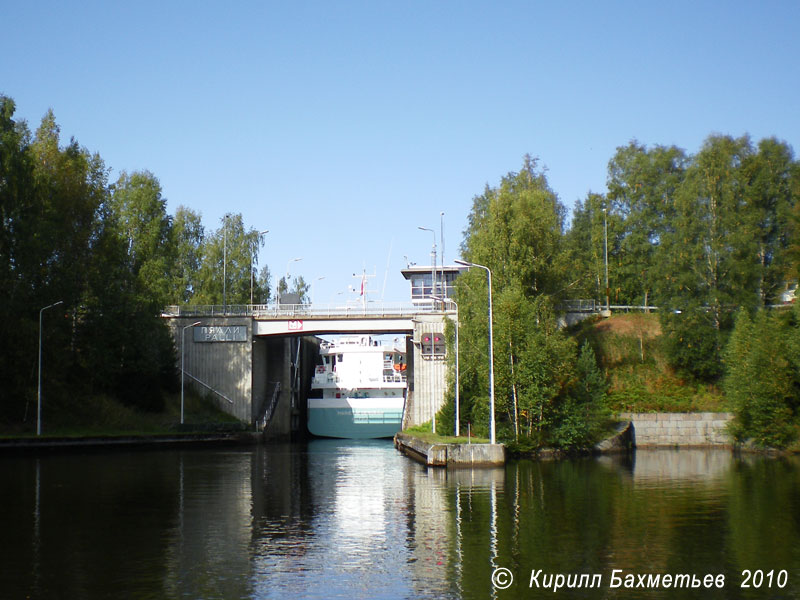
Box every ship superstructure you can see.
[308,335,407,438]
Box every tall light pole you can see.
[223,214,229,310]
[434,295,459,437]
[419,226,439,432]
[282,257,302,302]
[440,212,445,296]
[418,226,437,303]
[604,206,610,312]
[454,259,495,444]
[37,300,63,436]
[181,321,202,425]
[312,276,325,305]
[250,230,269,305]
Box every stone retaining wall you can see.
[620,412,734,447]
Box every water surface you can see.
[1,443,798,599]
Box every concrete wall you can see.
[404,315,448,429]
[170,317,254,422]
[620,412,734,447]
[251,335,319,440]
[256,337,291,437]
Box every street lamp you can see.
[282,257,303,301]
[181,321,202,425]
[250,230,269,305]
[312,276,325,305]
[418,226,437,304]
[433,295,459,437]
[223,214,229,310]
[454,259,495,444]
[604,206,610,313]
[37,300,63,436]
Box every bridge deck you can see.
[163,303,455,320]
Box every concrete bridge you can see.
[163,303,452,439]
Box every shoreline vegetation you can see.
[2,95,799,452]
[0,391,243,440]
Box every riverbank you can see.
[575,313,726,413]
[394,413,791,466]
[0,431,261,453]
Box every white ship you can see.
[308,335,407,439]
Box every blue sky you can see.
[3,1,799,303]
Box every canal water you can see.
[1,441,798,599]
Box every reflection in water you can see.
[1,446,798,599]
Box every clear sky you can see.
[3,1,799,303]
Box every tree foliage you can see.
[0,98,281,428]
[568,135,799,382]
[724,308,799,448]
[452,157,609,448]
[192,213,269,305]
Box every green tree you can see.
[564,192,608,302]
[606,141,687,306]
[456,156,583,447]
[0,100,179,422]
[109,170,174,308]
[254,265,272,304]
[740,138,798,304]
[0,96,40,417]
[725,309,797,448]
[193,213,266,305]
[658,135,760,380]
[170,205,205,303]
[277,274,309,304]
[514,298,576,444]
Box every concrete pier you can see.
[394,433,506,467]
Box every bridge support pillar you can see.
[405,316,448,430]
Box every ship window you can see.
[337,354,343,361]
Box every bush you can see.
[662,312,724,382]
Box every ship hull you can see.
[308,396,404,439]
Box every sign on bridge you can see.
[194,325,248,342]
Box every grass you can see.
[402,422,490,444]
[574,313,727,413]
[1,390,244,439]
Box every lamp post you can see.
[223,214,229,310]
[433,295,459,437]
[282,257,302,302]
[37,300,63,436]
[440,211,445,296]
[181,321,202,425]
[312,276,325,305]
[250,230,269,305]
[604,206,609,313]
[417,226,437,304]
[454,259,495,444]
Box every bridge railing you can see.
[557,300,660,313]
[559,299,598,313]
[162,302,455,319]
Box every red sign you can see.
[288,320,304,331]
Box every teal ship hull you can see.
[308,398,404,439]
